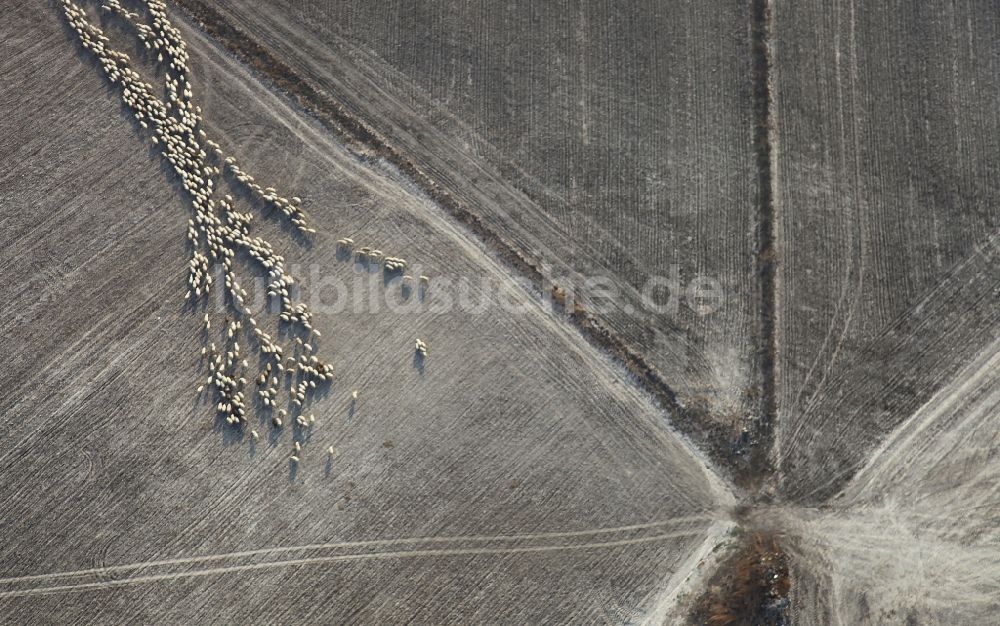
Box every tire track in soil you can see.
[0,517,709,598]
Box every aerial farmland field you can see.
[1,0,998,623]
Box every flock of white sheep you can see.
[61,0,428,463]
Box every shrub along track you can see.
[169,0,745,482]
